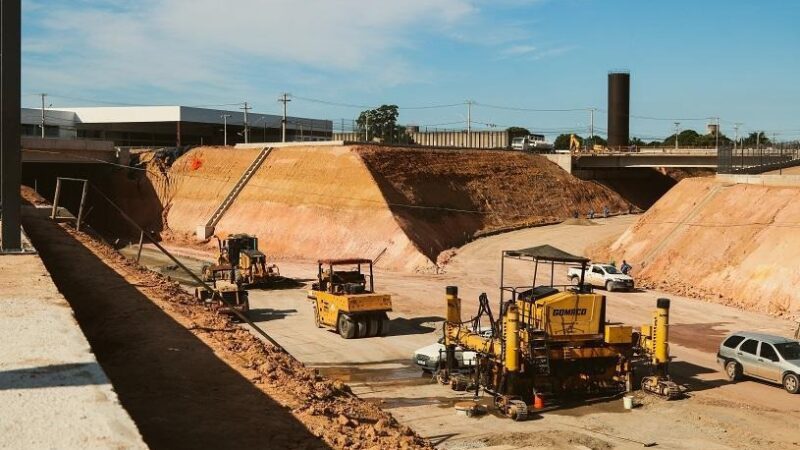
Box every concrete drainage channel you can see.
[21,209,328,449]
[21,205,432,450]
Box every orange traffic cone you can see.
[533,393,545,409]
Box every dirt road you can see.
[129,216,800,449]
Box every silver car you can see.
[717,331,800,394]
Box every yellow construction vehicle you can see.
[569,134,582,151]
[195,277,250,319]
[438,245,680,420]
[202,234,280,287]
[309,258,392,339]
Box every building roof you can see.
[49,106,331,131]
[503,245,589,263]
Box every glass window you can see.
[775,342,800,360]
[760,343,779,361]
[740,339,758,355]
[592,267,604,274]
[602,265,620,274]
[722,335,745,349]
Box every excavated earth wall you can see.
[596,177,800,317]
[140,145,631,271]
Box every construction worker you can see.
[588,208,595,219]
[621,260,632,275]
[603,206,609,218]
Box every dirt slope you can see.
[594,177,800,317]
[23,208,430,450]
[154,145,630,271]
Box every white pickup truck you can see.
[567,263,634,292]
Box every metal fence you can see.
[717,145,800,174]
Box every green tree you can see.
[357,105,402,143]
[507,127,531,139]
[742,131,770,146]
[554,133,581,149]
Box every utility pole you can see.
[466,100,474,148]
[733,123,741,151]
[240,101,251,144]
[365,113,369,142]
[674,122,680,150]
[589,108,595,148]
[221,114,231,146]
[278,93,291,142]
[715,117,720,151]
[39,93,47,138]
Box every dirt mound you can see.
[593,177,800,317]
[149,145,630,270]
[23,209,431,450]
[20,185,48,206]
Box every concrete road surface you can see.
[127,216,800,449]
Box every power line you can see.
[474,102,591,113]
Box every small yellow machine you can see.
[309,258,392,339]
[439,245,679,420]
[202,234,280,286]
[195,278,250,319]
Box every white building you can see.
[22,105,332,147]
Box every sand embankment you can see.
[595,177,800,317]
[150,144,631,270]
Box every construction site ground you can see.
[0,217,145,449]
[126,215,800,450]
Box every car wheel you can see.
[783,373,800,394]
[725,360,742,381]
[605,281,614,292]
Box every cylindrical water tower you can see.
[607,72,630,150]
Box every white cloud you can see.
[501,44,538,56]
[23,0,477,99]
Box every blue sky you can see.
[21,0,800,141]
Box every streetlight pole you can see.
[40,93,47,138]
[674,122,680,150]
[278,93,291,142]
[221,114,231,146]
[466,100,474,148]
[240,101,251,144]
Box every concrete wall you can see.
[21,137,117,164]
[332,130,509,149]
[716,173,800,187]
[543,153,572,173]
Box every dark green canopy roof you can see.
[503,245,589,263]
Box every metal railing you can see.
[717,145,800,174]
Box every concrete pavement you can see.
[0,244,145,448]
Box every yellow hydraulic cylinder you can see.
[446,286,461,324]
[653,298,670,365]
[504,303,520,372]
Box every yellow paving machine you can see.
[309,258,392,339]
[439,245,679,420]
[202,234,280,287]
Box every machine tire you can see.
[356,317,368,338]
[783,373,800,394]
[379,313,391,336]
[367,315,380,337]
[605,281,614,292]
[338,314,356,339]
[725,360,742,381]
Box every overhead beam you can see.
[1,0,22,251]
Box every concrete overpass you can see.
[544,147,795,175]
[21,137,124,165]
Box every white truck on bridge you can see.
[568,263,634,292]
